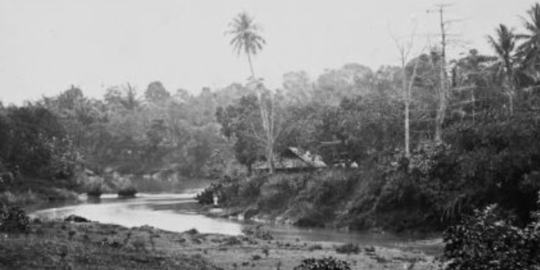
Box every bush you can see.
[196,183,220,205]
[241,224,273,240]
[0,190,41,206]
[224,236,242,246]
[118,187,137,197]
[196,175,244,206]
[443,204,540,270]
[85,176,106,197]
[335,243,360,254]
[0,206,30,233]
[308,244,323,251]
[293,257,351,270]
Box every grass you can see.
[0,190,41,206]
[0,217,439,270]
[0,186,79,208]
[335,243,360,254]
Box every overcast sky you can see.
[0,0,537,105]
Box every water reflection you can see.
[32,193,243,235]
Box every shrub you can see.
[443,204,540,270]
[0,206,30,233]
[196,175,242,205]
[238,175,265,199]
[258,175,299,211]
[0,190,41,206]
[335,243,360,254]
[293,257,351,270]
[241,224,273,240]
[85,176,106,197]
[195,183,220,205]
[224,236,242,246]
[118,187,137,197]
[185,228,199,235]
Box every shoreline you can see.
[0,217,439,270]
[201,205,444,256]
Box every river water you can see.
[30,191,441,253]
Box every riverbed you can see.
[31,191,442,254]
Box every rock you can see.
[185,228,199,235]
[64,215,90,223]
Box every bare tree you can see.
[428,3,459,142]
[392,24,425,157]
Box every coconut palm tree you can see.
[517,3,540,83]
[227,12,276,174]
[227,12,266,79]
[488,24,517,114]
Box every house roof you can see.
[253,147,327,170]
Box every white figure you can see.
[213,193,219,206]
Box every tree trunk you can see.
[247,53,256,79]
[506,61,514,116]
[266,92,275,174]
[435,6,448,143]
[402,68,410,157]
[248,52,275,174]
[402,56,420,157]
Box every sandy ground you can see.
[0,219,439,270]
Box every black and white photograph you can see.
[1,0,540,269]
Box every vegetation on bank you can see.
[443,202,540,270]
[199,111,540,233]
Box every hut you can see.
[253,147,326,173]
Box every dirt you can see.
[0,219,438,270]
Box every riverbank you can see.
[0,177,81,209]
[0,217,438,269]
[198,169,447,235]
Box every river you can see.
[30,191,442,253]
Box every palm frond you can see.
[226,12,265,57]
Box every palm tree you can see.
[517,3,540,83]
[227,12,266,79]
[227,12,276,174]
[488,24,517,114]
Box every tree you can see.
[408,51,444,142]
[392,27,424,157]
[104,83,141,113]
[227,12,266,79]
[450,49,504,122]
[488,24,517,114]
[227,12,277,174]
[145,81,170,104]
[428,4,452,142]
[517,3,540,84]
[282,71,314,105]
[314,64,374,106]
[216,95,263,174]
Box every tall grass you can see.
[0,190,41,206]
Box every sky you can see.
[0,0,537,105]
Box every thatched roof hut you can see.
[253,147,326,172]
